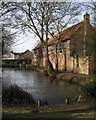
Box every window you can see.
[48,46,50,52]
[39,49,41,53]
[44,48,46,53]
[61,42,66,49]
[60,43,62,53]
[34,50,37,55]
[57,44,60,50]
[63,42,66,49]
[76,55,79,67]
[39,49,42,53]
[57,43,62,53]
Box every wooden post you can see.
[38,100,41,107]
[19,64,21,70]
[65,98,69,104]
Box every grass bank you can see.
[29,65,95,85]
[2,99,95,118]
[2,85,36,105]
[56,72,96,85]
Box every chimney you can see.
[83,12,90,57]
[84,12,90,23]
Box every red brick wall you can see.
[32,40,90,75]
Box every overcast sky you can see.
[11,33,39,52]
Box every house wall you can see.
[89,56,94,74]
[32,40,89,75]
[32,13,95,75]
[19,51,33,59]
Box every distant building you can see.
[32,13,96,75]
[2,50,33,66]
[2,51,15,60]
[18,50,33,60]
[12,51,23,59]
[17,50,33,64]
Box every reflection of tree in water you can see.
[33,71,49,82]
[2,68,80,104]
[49,78,71,87]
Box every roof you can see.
[12,52,23,55]
[33,42,43,50]
[48,21,83,45]
[33,21,83,50]
[18,50,33,58]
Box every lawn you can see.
[2,99,96,119]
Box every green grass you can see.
[2,99,95,118]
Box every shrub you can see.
[2,84,36,105]
[79,80,96,100]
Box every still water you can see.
[2,68,79,105]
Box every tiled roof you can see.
[33,42,43,50]
[33,21,83,50]
[19,50,33,57]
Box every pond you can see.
[2,68,80,105]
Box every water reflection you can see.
[2,68,79,105]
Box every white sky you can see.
[11,33,39,52]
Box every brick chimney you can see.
[83,12,90,57]
[84,12,90,23]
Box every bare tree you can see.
[6,2,55,72]
[1,2,93,73]
[2,27,16,55]
[47,2,82,71]
[1,2,18,55]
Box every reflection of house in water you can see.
[32,13,96,75]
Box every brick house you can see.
[18,50,33,59]
[32,13,96,75]
[18,50,33,64]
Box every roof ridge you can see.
[19,50,32,57]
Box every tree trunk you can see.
[72,57,74,72]
[46,45,54,73]
[45,20,55,73]
[64,51,67,71]
[55,44,58,72]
